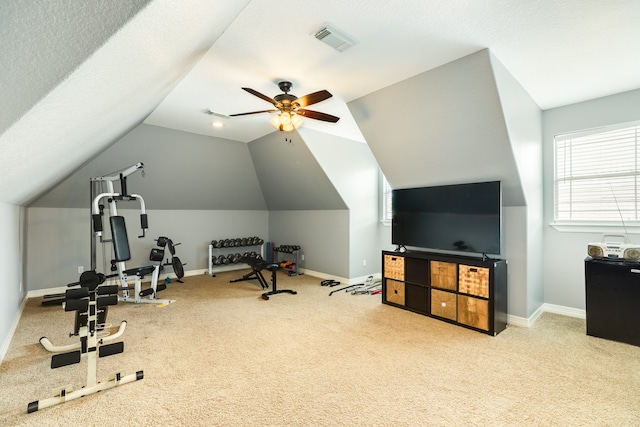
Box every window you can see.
[381,174,392,224]
[554,121,640,228]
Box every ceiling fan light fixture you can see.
[291,113,303,128]
[270,112,302,132]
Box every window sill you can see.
[550,222,640,235]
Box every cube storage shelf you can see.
[382,250,508,336]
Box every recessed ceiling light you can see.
[212,121,224,128]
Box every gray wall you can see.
[247,131,346,210]
[26,207,268,291]
[25,121,376,289]
[348,49,540,318]
[25,124,273,291]
[542,88,640,310]
[247,127,381,279]
[0,202,25,361]
[30,124,266,210]
[490,53,544,317]
[348,49,525,206]
[301,128,382,278]
[269,210,350,278]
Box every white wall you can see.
[542,89,640,309]
[0,202,25,361]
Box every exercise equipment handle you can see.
[129,194,147,238]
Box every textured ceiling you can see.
[144,0,640,142]
[0,1,249,205]
[1,0,639,205]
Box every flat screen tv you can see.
[391,181,502,256]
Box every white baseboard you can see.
[541,303,586,319]
[26,268,209,300]
[0,294,29,363]
[507,303,586,328]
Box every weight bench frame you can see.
[231,257,297,300]
[230,257,270,289]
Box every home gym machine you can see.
[28,270,143,413]
[150,236,185,283]
[91,162,173,305]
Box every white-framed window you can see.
[381,174,392,224]
[554,120,640,231]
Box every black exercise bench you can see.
[230,256,297,300]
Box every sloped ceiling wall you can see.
[29,124,266,210]
[248,131,347,211]
[0,1,250,206]
[348,49,525,207]
[0,0,152,136]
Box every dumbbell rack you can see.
[274,245,304,276]
[208,237,265,276]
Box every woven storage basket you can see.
[385,279,405,306]
[384,254,405,280]
[457,295,489,331]
[430,289,457,321]
[430,261,457,290]
[458,265,489,298]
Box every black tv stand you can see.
[382,250,508,336]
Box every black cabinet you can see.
[382,250,508,336]
[585,257,640,347]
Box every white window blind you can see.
[554,122,640,224]
[382,175,392,222]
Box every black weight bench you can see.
[230,257,297,300]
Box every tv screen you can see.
[391,181,502,255]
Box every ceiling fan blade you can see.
[229,109,279,117]
[241,87,281,108]
[294,90,333,107]
[297,109,340,123]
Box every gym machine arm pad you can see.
[92,214,103,233]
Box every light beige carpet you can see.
[1,271,639,426]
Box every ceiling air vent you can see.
[312,24,356,52]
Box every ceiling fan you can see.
[229,81,340,131]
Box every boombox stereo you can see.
[587,234,640,261]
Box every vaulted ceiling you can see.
[1,0,639,206]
